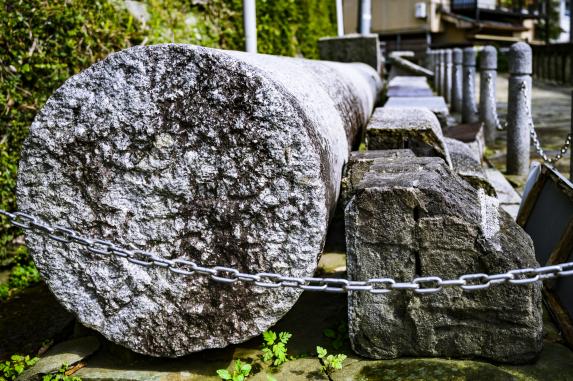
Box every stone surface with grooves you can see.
[17,44,381,357]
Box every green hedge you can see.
[0,0,335,276]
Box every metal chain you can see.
[484,73,507,131]
[519,81,572,164]
[2,209,573,295]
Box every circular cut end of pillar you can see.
[17,45,331,357]
[480,46,498,70]
[508,42,532,74]
[463,47,477,66]
[453,48,463,64]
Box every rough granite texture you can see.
[366,107,452,168]
[344,154,543,363]
[444,137,496,196]
[17,44,381,357]
[384,97,449,129]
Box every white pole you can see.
[360,0,371,35]
[244,0,257,53]
[336,0,344,37]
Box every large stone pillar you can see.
[444,49,453,104]
[507,42,533,176]
[479,46,498,146]
[17,44,382,357]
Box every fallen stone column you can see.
[17,44,382,357]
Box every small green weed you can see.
[261,330,292,367]
[216,359,251,381]
[42,363,82,381]
[0,252,41,302]
[323,322,348,350]
[0,354,39,380]
[316,346,346,376]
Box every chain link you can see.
[517,81,572,165]
[2,209,573,295]
[484,73,507,131]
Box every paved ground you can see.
[477,74,573,177]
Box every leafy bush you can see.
[0,354,39,380]
[42,363,82,381]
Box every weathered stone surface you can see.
[444,121,486,159]
[384,96,449,128]
[387,76,432,97]
[485,168,522,219]
[388,55,434,80]
[18,337,100,381]
[366,107,452,168]
[318,34,382,73]
[345,155,543,363]
[444,137,496,196]
[17,44,381,357]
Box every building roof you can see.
[440,10,529,32]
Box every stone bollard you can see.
[452,48,463,113]
[440,50,447,96]
[507,42,533,176]
[444,49,453,104]
[479,46,498,146]
[462,47,479,123]
[17,44,382,357]
[434,50,441,94]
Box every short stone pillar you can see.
[462,47,479,123]
[452,48,463,113]
[507,42,533,176]
[479,46,498,146]
[318,34,382,74]
[444,49,453,104]
[439,50,446,96]
[434,50,442,94]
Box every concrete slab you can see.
[386,87,433,97]
[384,96,449,128]
[318,34,382,73]
[365,107,452,168]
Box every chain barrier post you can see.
[435,50,442,95]
[444,49,453,105]
[440,50,447,97]
[462,47,479,123]
[507,42,532,176]
[452,48,463,113]
[480,45,498,146]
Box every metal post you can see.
[244,0,257,53]
[445,49,453,104]
[452,48,463,113]
[480,46,498,146]
[336,0,344,37]
[360,0,372,35]
[462,47,479,123]
[507,42,533,176]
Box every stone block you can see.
[444,122,486,159]
[384,96,449,129]
[366,107,452,168]
[444,137,496,196]
[344,155,543,363]
[387,76,433,97]
[318,34,382,74]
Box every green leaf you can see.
[262,330,276,346]
[235,375,244,381]
[278,331,291,344]
[240,363,251,376]
[316,346,327,358]
[216,369,232,380]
